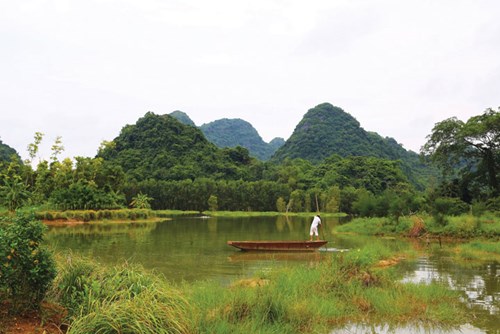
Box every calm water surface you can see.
[46,215,499,333]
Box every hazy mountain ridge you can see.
[200,119,284,160]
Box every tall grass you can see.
[187,245,467,333]
[48,245,469,333]
[50,254,191,333]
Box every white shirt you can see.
[311,216,321,229]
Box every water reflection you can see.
[330,323,486,334]
[46,216,499,333]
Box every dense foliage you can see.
[422,107,500,199]
[272,103,434,190]
[0,105,497,217]
[0,214,57,313]
[97,112,258,181]
[200,118,284,160]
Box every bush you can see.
[0,214,57,314]
[430,197,469,226]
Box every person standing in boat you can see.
[309,214,321,241]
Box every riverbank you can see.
[1,243,470,334]
[335,213,500,239]
[4,212,497,333]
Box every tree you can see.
[130,192,153,209]
[208,195,218,211]
[422,108,500,197]
[26,132,44,166]
[50,136,64,163]
[0,175,30,211]
[276,197,286,212]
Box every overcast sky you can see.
[1,0,499,162]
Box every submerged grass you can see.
[47,244,469,333]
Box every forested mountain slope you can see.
[200,118,284,160]
[272,103,434,189]
[0,139,20,162]
[97,112,256,181]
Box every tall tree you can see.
[422,108,500,196]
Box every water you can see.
[46,215,499,333]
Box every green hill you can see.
[272,103,435,189]
[200,118,283,161]
[97,112,255,181]
[0,139,20,163]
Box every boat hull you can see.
[227,240,327,252]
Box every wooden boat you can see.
[227,240,327,252]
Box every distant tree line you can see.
[1,108,498,218]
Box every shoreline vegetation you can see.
[2,236,471,334]
[1,211,498,333]
[1,207,497,240]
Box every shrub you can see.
[0,214,57,314]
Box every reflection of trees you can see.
[275,216,286,232]
[207,218,217,233]
[403,255,499,320]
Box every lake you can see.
[46,215,499,333]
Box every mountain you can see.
[169,110,196,127]
[200,118,284,161]
[97,112,254,181]
[0,139,20,163]
[272,102,434,189]
[269,137,286,151]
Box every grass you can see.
[45,244,469,334]
[336,214,500,239]
[49,254,191,333]
[203,211,347,218]
[335,216,413,235]
[454,240,500,261]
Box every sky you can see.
[1,0,499,162]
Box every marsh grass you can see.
[455,240,500,261]
[50,254,191,333]
[335,217,413,235]
[47,245,469,334]
[188,245,467,333]
[337,214,500,239]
